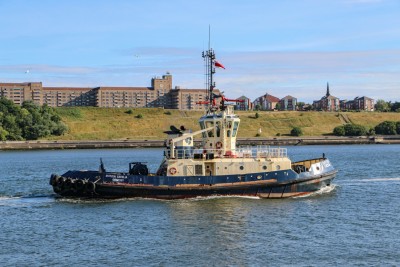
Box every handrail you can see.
[165,145,287,160]
[169,126,214,158]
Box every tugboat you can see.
[49,47,337,199]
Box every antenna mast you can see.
[202,26,216,112]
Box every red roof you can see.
[264,94,280,102]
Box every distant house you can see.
[340,96,374,111]
[235,95,253,110]
[340,100,353,110]
[253,93,280,110]
[313,83,340,111]
[354,96,374,111]
[279,95,297,111]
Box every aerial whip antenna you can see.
[208,24,211,50]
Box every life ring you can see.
[215,141,223,149]
[169,167,177,175]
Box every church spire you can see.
[326,82,330,97]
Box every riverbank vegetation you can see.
[48,107,400,140]
[0,97,67,141]
[1,101,399,141]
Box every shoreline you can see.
[1,136,399,150]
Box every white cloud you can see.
[1,48,399,103]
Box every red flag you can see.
[214,60,225,69]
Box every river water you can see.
[1,145,399,266]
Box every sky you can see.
[0,0,399,103]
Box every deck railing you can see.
[236,145,287,158]
[166,145,287,160]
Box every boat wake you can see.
[0,195,21,201]
[2,187,338,205]
[187,195,261,201]
[293,184,337,198]
[0,194,55,207]
[54,194,262,204]
[55,197,132,204]
[359,177,400,182]
[341,177,400,185]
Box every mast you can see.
[201,25,215,112]
[202,47,216,112]
[199,28,242,113]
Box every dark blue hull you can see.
[50,168,337,199]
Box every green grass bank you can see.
[52,107,400,140]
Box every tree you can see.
[296,102,305,110]
[333,125,345,136]
[303,104,313,111]
[343,124,367,136]
[290,126,303,136]
[396,121,400,134]
[0,126,8,141]
[390,102,400,112]
[3,114,23,140]
[368,128,375,136]
[375,99,390,112]
[0,97,68,140]
[0,97,20,115]
[375,121,396,135]
[333,124,368,136]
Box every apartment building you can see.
[235,96,252,110]
[253,93,280,110]
[279,95,297,111]
[0,82,42,106]
[341,96,375,111]
[42,87,96,107]
[0,74,212,110]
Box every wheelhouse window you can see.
[232,121,239,137]
[205,121,214,137]
[199,121,206,138]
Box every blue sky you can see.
[0,0,399,103]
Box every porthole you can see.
[263,166,267,170]
[240,166,244,170]
[276,165,280,170]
